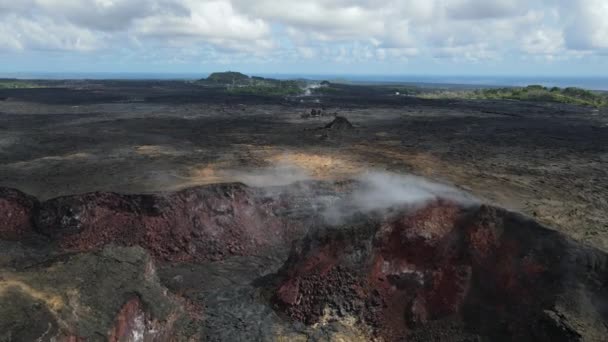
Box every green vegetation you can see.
[420,85,608,107]
[199,71,305,96]
[0,79,41,89]
[205,71,250,84]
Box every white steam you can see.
[323,171,478,225]
[236,163,478,225]
[351,172,476,212]
[301,83,321,96]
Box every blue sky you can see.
[0,0,607,76]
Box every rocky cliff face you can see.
[0,245,199,341]
[0,182,607,341]
[273,201,608,341]
[0,181,330,341]
[0,187,37,241]
[34,183,300,262]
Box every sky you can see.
[0,0,607,76]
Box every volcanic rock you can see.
[324,116,353,130]
[0,245,200,341]
[0,187,38,240]
[1,181,607,341]
[273,201,608,341]
[34,183,303,262]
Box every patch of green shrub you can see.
[418,84,607,107]
[0,79,41,89]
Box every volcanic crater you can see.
[1,177,606,341]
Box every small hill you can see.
[206,71,250,84]
[199,71,307,96]
[324,116,354,130]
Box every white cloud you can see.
[434,43,499,62]
[0,0,604,64]
[446,0,529,20]
[297,46,317,59]
[521,28,564,55]
[233,1,385,36]
[133,1,273,53]
[33,0,172,31]
[0,13,102,52]
[561,0,608,50]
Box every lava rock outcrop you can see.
[33,183,302,262]
[0,187,38,240]
[0,245,200,341]
[324,116,354,130]
[273,201,608,341]
[1,182,607,341]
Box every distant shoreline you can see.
[1,72,607,91]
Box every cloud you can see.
[0,0,275,53]
[133,1,267,41]
[561,0,608,51]
[34,0,175,31]
[446,0,528,20]
[0,13,102,52]
[0,0,605,67]
[521,28,564,56]
[233,1,385,36]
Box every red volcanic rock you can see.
[273,201,608,341]
[277,278,300,306]
[107,297,180,342]
[108,298,146,342]
[0,187,38,240]
[0,181,606,340]
[34,183,301,262]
